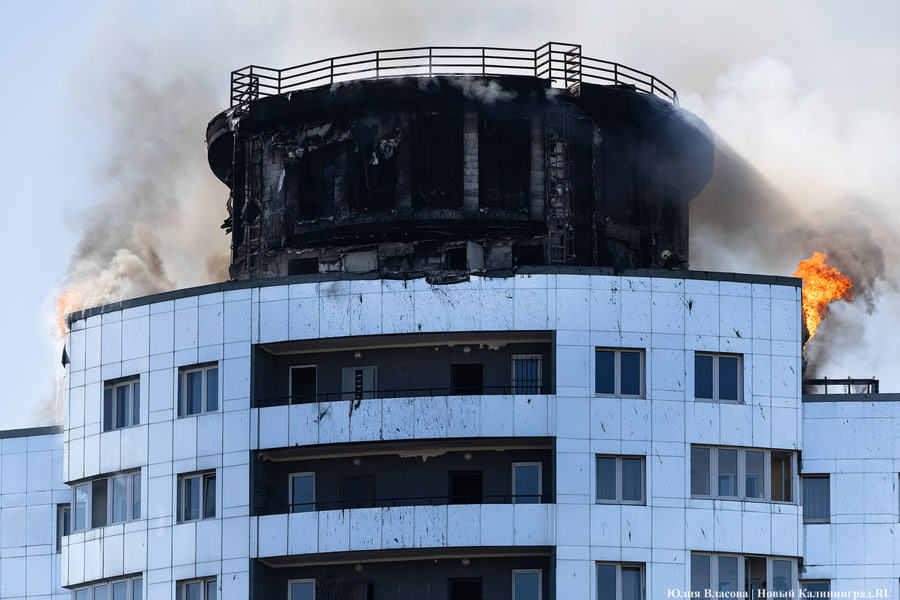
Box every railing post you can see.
[330,58,334,85]
[482,47,486,76]
[376,50,380,80]
[429,47,433,78]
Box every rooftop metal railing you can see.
[230,42,678,108]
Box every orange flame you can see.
[793,252,853,345]
[55,288,86,338]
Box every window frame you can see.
[57,503,70,553]
[801,474,831,524]
[595,455,646,505]
[289,472,316,513]
[690,553,796,596]
[73,575,143,600]
[694,352,743,403]
[71,470,142,532]
[512,569,542,600]
[176,577,217,600]
[103,376,141,431]
[511,354,543,394]
[178,363,219,417]
[690,446,796,503]
[288,578,315,600]
[596,562,644,600]
[595,348,645,398]
[177,471,216,523]
[512,462,542,504]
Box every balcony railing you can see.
[255,385,551,408]
[275,493,552,514]
[231,42,677,108]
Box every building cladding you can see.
[4,44,896,599]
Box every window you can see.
[341,474,375,509]
[450,471,483,504]
[176,578,216,600]
[449,578,482,600]
[289,579,315,600]
[290,365,317,404]
[179,363,218,416]
[691,446,795,502]
[57,503,70,553]
[290,472,315,513]
[72,471,141,531]
[513,569,541,600]
[597,563,643,600]
[511,355,542,394]
[595,349,643,397]
[178,472,216,522]
[512,462,542,504]
[73,576,142,600]
[691,554,795,597]
[802,475,830,523]
[596,456,645,504]
[103,377,140,431]
[800,581,831,597]
[452,364,483,395]
[695,353,742,402]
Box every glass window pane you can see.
[620,352,641,396]
[183,477,200,521]
[691,555,710,593]
[112,581,127,600]
[596,564,616,599]
[718,356,739,401]
[207,368,218,412]
[771,451,792,502]
[94,584,108,600]
[185,582,201,600]
[596,457,617,501]
[745,451,765,499]
[801,582,830,594]
[116,385,130,429]
[103,388,114,432]
[292,474,315,513]
[112,476,128,523]
[204,475,216,519]
[75,484,89,531]
[718,449,738,497]
[92,479,108,528]
[133,578,143,600]
[206,580,217,600]
[695,355,713,399]
[514,571,540,600]
[133,382,140,425]
[514,464,540,503]
[291,581,315,600]
[803,477,830,522]
[691,447,710,496]
[718,556,738,593]
[772,560,792,592]
[595,351,615,394]
[133,473,142,520]
[76,589,90,600]
[622,566,642,600]
[187,371,203,415]
[621,458,643,502]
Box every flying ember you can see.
[793,252,853,345]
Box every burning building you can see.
[2,43,894,600]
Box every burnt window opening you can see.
[288,258,319,276]
[445,247,467,270]
[451,364,483,395]
[411,112,463,208]
[341,474,375,509]
[479,117,531,210]
[296,146,336,220]
[449,471,483,504]
[290,365,317,404]
[513,244,544,267]
[348,129,398,214]
[449,578,483,600]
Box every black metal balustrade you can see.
[230,42,677,108]
[281,493,552,513]
[255,385,552,408]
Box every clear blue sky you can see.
[1,0,898,428]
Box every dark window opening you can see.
[91,479,107,528]
[412,113,463,208]
[480,117,531,210]
[349,124,398,213]
[445,247,467,270]
[341,475,375,509]
[449,578,483,600]
[297,146,336,219]
[451,364,483,395]
[290,366,317,404]
[449,471,483,504]
[288,258,319,276]
[512,245,544,267]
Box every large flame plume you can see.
[793,252,854,345]
[55,287,87,339]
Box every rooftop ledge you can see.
[229,42,678,108]
[65,267,800,327]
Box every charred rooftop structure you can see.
[206,43,714,280]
